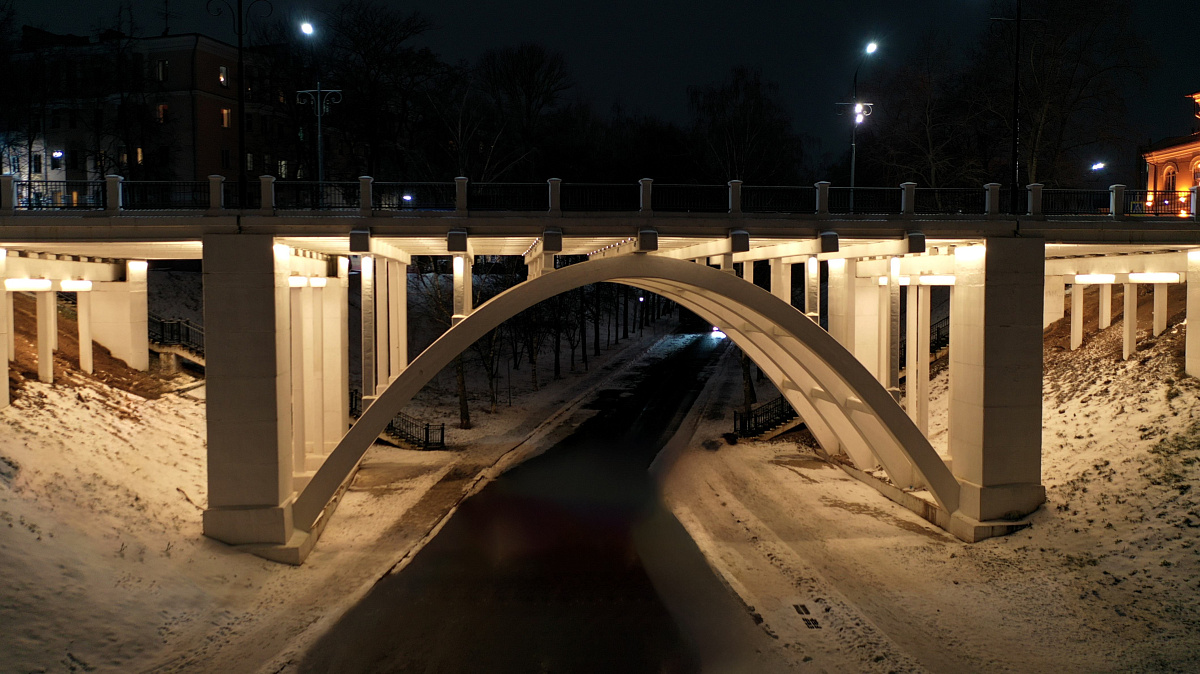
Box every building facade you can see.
[1142,91,1200,195]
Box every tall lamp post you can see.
[297,22,341,185]
[207,0,273,209]
[839,41,877,214]
[992,0,1028,214]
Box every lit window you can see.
[156,104,168,123]
[50,151,62,170]
[136,147,144,165]
[218,66,228,87]
[156,60,169,82]
[221,108,231,128]
[278,160,288,179]
[246,153,254,171]
[1164,166,1177,193]
[1193,162,1200,188]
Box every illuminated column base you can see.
[1123,283,1137,360]
[1153,283,1168,336]
[1043,275,1065,328]
[322,262,350,452]
[1098,284,1112,330]
[452,253,473,325]
[1189,254,1200,377]
[805,257,821,324]
[91,260,149,371]
[37,291,54,383]
[769,259,791,305]
[1070,283,1084,350]
[77,292,93,374]
[827,258,855,350]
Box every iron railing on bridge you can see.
[148,312,205,357]
[221,180,262,210]
[733,394,799,438]
[373,182,457,211]
[123,181,209,210]
[1041,189,1111,216]
[899,315,951,367]
[349,389,446,449]
[1126,190,1192,217]
[274,181,360,210]
[741,185,817,213]
[913,188,988,215]
[15,180,105,209]
[561,183,642,211]
[828,187,903,215]
[468,182,547,211]
[651,184,728,212]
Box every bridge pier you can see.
[948,238,1046,523]
[91,261,149,371]
[1190,253,1200,377]
[1043,275,1065,328]
[827,258,855,349]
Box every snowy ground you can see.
[2,285,1199,672]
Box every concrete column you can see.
[77,292,93,374]
[854,276,880,375]
[915,284,932,434]
[208,175,225,212]
[260,175,275,215]
[1043,275,1066,328]
[1153,284,1168,336]
[1070,283,1084,350]
[452,254,472,324]
[906,284,918,419]
[91,261,149,371]
[805,257,821,323]
[815,181,830,215]
[36,291,54,383]
[769,259,791,305]
[1123,283,1137,360]
[548,178,562,214]
[360,255,377,398]
[948,239,1045,522]
[393,261,408,370]
[1110,184,1126,221]
[105,174,122,213]
[719,253,734,274]
[827,258,856,350]
[301,284,322,459]
[728,180,742,214]
[388,259,403,379]
[359,176,373,218]
[1099,284,1113,330]
[1188,253,1200,377]
[883,258,901,392]
[984,183,1001,216]
[6,291,12,359]
[374,258,389,395]
[455,177,468,214]
[900,181,917,215]
[0,291,7,408]
[289,284,306,483]
[639,178,653,213]
[1027,183,1043,217]
[50,291,58,351]
[201,235,294,546]
[322,262,350,451]
[0,174,13,214]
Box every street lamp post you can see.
[842,41,877,214]
[297,22,341,185]
[207,0,273,209]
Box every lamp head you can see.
[300,22,314,36]
[865,42,878,54]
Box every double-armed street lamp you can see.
[297,21,341,185]
[838,41,878,213]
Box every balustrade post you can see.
[900,181,917,216]
[455,176,468,214]
[728,180,742,214]
[548,178,562,215]
[815,181,830,215]
[259,175,275,215]
[207,175,224,213]
[359,176,373,218]
[1191,186,1198,221]
[639,178,653,213]
[984,182,1001,216]
[105,174,122,214]
[1027,183,1044,218]
[1,174,12,214]
[1110,184,1126,221]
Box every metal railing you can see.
[1042,189,1111,216]
[222,181,261,210]
[741,185,816,213]
[828,187,903,214]
[898,315,950,370]
[123,181,209,210]
[914,188,987,215]
[148,313,205,357]
[1125,190,1192,218]
[468,182,547,211]
[16,180,105,210]
[651,184,728,212]
[349,389,446,449]
[733,394,798,438]
[274,181,359,210]
[561,183,641,211]
[373,182,456,211]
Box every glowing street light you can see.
[300,21,313,35]
[1091,162,1106,171]
[866,42,878,54]
[838,40,879,212]
[297,21,341,185]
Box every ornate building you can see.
[1142,91,1200,195]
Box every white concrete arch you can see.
[293,255,961,532]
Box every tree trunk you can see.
[622,286,629,339]
[592,285,601,356]
[740,349,757,418]
[456,354,471,429]
[553,323,561,379]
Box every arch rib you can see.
[294,256,960,532]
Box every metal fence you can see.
[1126,190,1191,217]
[15,180,105,209]
[1042,189,1111,216]
[733,394,798,438]
[913,188,987,215]
[560,183,641,211]
[828,187,903,214]
[348,389,446,449]
[741,185,817,213]
[468,183,547,211]
[222,181,261,210]
[651,184,728,212]
[274,181,360,210]
[148,313,205,357]
[373,182,457,211]
[122,181,209,210]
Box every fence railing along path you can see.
[349,389,445,450]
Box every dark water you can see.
[299,333,766,673]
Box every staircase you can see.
[349,389,446,450]
[148,312,206,366]
[733,394,801,439]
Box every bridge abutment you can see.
[91,261,149,371]
[949,238,1046,522]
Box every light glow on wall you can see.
[288,276,308,288]
[1073,274,1115,284]
[60,280,93,291]
[127,260,149,273]
[308,277,328,288]
[1129,272,1180,284]
[918,275,956,286]
[4,278,52,291]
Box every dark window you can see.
[50,114,61,129]
[220,148,231,169]
[32,154,42,173]
[68,110,78,129]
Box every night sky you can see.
[18,0,1200,163]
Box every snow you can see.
[1,282,1199,672]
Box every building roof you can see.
[1143,131,1200,156]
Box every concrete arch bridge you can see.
[1,177,1199,562]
